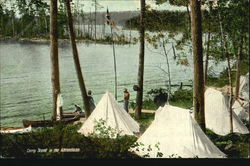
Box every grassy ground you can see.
[134,98,249,158]
[132,62,250,158]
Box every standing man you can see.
[124,88,130,112]
[87,90,96,113]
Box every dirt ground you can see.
[129,109,155,114]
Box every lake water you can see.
[0,37,227,127]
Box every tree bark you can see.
[65,0,92,118]
[186,4,191,36]
[94,0,97,40]
[204,3,213,85]
[87,14,90,37]
[235,36,244,98]
[12,12,15,37]
[135,0,146,120]
[44,13,48,36]
[190,0,205,131]
[129,19,132,45]
[218,13,233,133]
[103,13,106,39]
[110,27,117,100]
[50,0,61,121]
[162,38,171,94]
[90,10,93,39]
[204,30,211,84]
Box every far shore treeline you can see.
[125,9,231,34]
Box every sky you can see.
[74,0,186,12]
[79,0,185,12]
[4,0,186,12]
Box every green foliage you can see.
[142,99,158,110]
[134,88,193,111]
[205,128,250,158]
[206,59,249,88]
[169,89,193,109]
[169,89,192,102]
[0,0,50,38]
[125,10,188,32]
[90,119,122,138]
[204,0,249,64]
[127,0,249,72]
[147,88,168,96]
[147,88,169,108]
[0,123,140,158]
[130,112,155,131]
[155,0,189,7]
[130,99,157,111]
[130,141,164,158]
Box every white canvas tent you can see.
[232,99,249,121]
[132,105,226,158]
[205,88,249,136]
[232,73,249,121]
[77,91,140,137]
[238,73,249,99]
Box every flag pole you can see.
[106,8,117,100]
[111,26,117,100]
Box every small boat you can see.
[0,125,32,134]
[22,116,81,128]
[62,112,85,118]
[22,94,83,128]
[22,119,53,128]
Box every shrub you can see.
[205,128,250,158]
[169,89,193,102]
[0,122,140,159]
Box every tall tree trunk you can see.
[21,17,23,37]
[235,36,244,98]
[77,14,80,38]
[129,19,132,46]
[90,10,93,39]
[190,0,205,131]
[44,13,48,36]
[103,13,106,39]
[12,14,15,37]
[135,0,146,120]
[65,0,92,118]
[204,28,211,84]
[50,0,61,121]
[87,15,90,37]
[94,0,97,40]
[204,3,213,85]
[186,4,191,36]
[218,13,233,133]
[83,19,85,35]
[110,27,117,100]
[162,38,171,94]
[172,42,177,59]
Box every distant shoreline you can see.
[0,37,134,45]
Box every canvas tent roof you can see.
[132,105,226,158]
[205,88,249,136]
[239,73,249,99]
[232,99,249,121]
[77,91,140,137]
